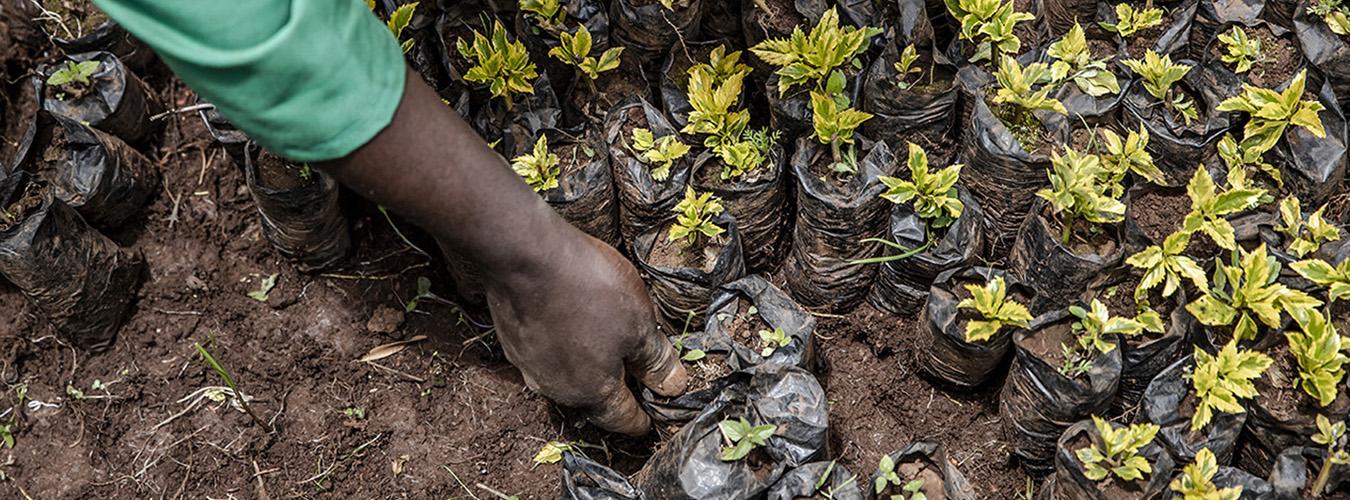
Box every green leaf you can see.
[248,274,278,302]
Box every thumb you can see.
[588,383,652,436]
[624,321,688,398]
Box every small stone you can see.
[367,306,405,334]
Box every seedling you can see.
[248,273,278,302]
[1035,147,1125,246]
[193,342,269,430]
[384,2,418,54]
[810,86,873,175]
[529,440,601,465]
[659,0,689,9]
[991,56,1067,148]
[46,60,99,90]
[0,424,11,449]
[1311,0,1350,36]
[1047,23,1120,97]
[1169,448,1244,500]
[1180,166,1265,251]
[510,136,560,193]
[1098,126,1165,198]
[945,0,1034,64]
[1291,258,1350,302]
[1188,341,1273,431]
[750,8,881,96]
[893,44,924,90]
[759,327,790,357]
[956,276,1034,343]
[405,276,433,313]
[813,461,859,499]
[629,128,690,181]
[1311,414,1350,496]
[1217,133,1282,192]
[548,25,624,89]
[342,406,367,420]
[1187,244,1322,341]
[1218,26,1263,74]
[879,142,965,231]
[873,455,927,499]
[1122,50,1198,125]
[688,45,753,87]
[1276,197,1341,258]
[1076,416,1159,482]
[672,312,706,361]
[681,70,777,179]
[668,187,726,248]
[457,21,538,110]
[1060,299,1152,376]
[1099,2,1164,37]
[1286,309,1348,407]
[1217,69,1326,156]
[1126,230,1209,300]
[718,417,777,461]
[518,0,564,33]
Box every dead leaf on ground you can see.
[357,335,427,363]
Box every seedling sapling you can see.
[248,273,278,302]
[1188,340,1273,431]
[668,187,726,248]
[956,276,1034,343]
[1292,257,1350,303]
[855,143,964,264]
[750,8,881,97]
[193,342,269,430]
[688,45,752,88]
[991,56,1068,148]
[1060,299,1154,377]
[629,128,690,181]
[1126,230,1209,301]
[510,136,561,193]
[681,69,778,180]
[1186,244,1322,341]
[1122,50,1198,125]
[1286,309,1349,407]
[1180,165,1265,251]
[1217,133,1282,192]
[1217,69,1326,156]
[548,24,624,93]
[1098,126,1165,198]
[1311,0,1350,36]
[1035,147,1125,247]
[810,82,873,176]
[519,0,564,34]
[457,20,539,111]
[1311,414,1350,496]
[812,461,859,499]
[1276,196,1341,258]
[1047,23,1120,97]
[1099,2,1164,37]
[945,0,1034,64]
[672,311,706,361]
[1169,448,1244,500]
[45,60,100,99]
[405,276,433,313]
[893,44,924,91]
[1218,26,1264,74]
[759,327,790,357]
[1076,416,1160,482]
[383,2,418,54]
[342,406,367,420]
[718,417,777,461]
[873,454,928,499]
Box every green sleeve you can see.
[91,0,407,162]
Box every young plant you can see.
[193,342,269,430]
[668,187,726,248]
[1311,0,1350,36]
[874,454,928,499]
[810,86,873,174]
[1076,416,1160,482]
[1180,166,1265,251]
[1099,2,1164,37]
[549,25,624,85]
[1286,309,1349,407]
[1098,126,1165,198]
[46,60,99,89]
[518,0,564,33]
[1292,258,1350,303]
[1187,244,1323,341]
[750,8,881,96]
[629,128,690,181]
[718,417,777,461]
[248,273,278,302]
[1047,22,1120,97]
[384,2,418,54]
[683,70,751,150]
[945,0,1034,64]
[992,55,1068,119]
[1061,299,1154,377]
[1276,197,1342,258]
[510,136,560,193]
[879,143,965,231]
[1169,448,1244,500]
[1122,50,1198,124]
[893,44,924,91]
[0,423,11,449]
[1216,133,1282,192]
[1217,69,1326,156]
[1312,414,1350,496]
[1126,230,1209,300]
[1189,340,1273,431]
[1218,26,1263,74]
[457,20,539,111]
[688,45,752,87]
[956,276,1034,343]
[1036,147,1125,246]
[759,327,790,357]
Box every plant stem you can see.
[753,0,772,15]
[1061,216,1074,246]
[504,93,515,112]
[830,139,842,166]
[1313,452,1333,498]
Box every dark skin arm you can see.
[318,68,687,434]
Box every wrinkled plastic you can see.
[867,442,977,500]
[1035,0,1096,40]
[1241,373,1350,477]
[609,0,703,61]
[1265,71,1348,207]
[1268,446,1350,499]
[1119,59,1241,183]
[861,35,960,146]
[633,364,829,499]
[706,274,817,371]
[918,267,1031,388]
[784,140,894,312]
[1051,419,1177,499]
[1000,310,1123,474]
[515,0,610,88]
[244,147,351,271]
[561,451,645,500]
[538,129,621,248]
[633,212,747,328]
[1185,0,1266,59]
[690,147,790,272]
[606,98,694,245]
[1143,355,1246,466]
[699,1,742,44]
[867,186,985,315]
[469,73,564,157]
[0,173,142,351]
[40,52,160,146]
[41,18,155,71]
[1296,1,1350,109]
[1111,296,1195,413]
[1009,202,1125,312]
[196,102,250,167]
[767,461,864,500]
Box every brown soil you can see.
[43,64,96,101]
[1043,209,1120,257]
[665,43,722,93]
[806,144,864,191]
[695,155,771,187]
[720,304,772,353]
[750,0,805,36]
[745,446,778,482]
[34,124,69,179]
[647,227,723,271]
[1209,25,1300,89]
[0,181,43,232]
[1023,321,1076,377]
[0,78,38,168]
[552,138,595,183]
[1131,188,1191,243]
[1124,23,1167,60]
[682,352,731,393]
[255,151,311,191]
[365,306,405,335]
[39,0,109,40]
[877,460,947,500]
[1070,127,1098,154]
[1012,0,1038,48]
[572,50,649,120]
[1068,434,1149,499]
[1088,39,1117,62]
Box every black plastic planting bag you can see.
[956,66,1053,255]
[1269,446,1350,499]
[1144,355,1246,465]
[659,40,745,130]
[0,173,142,351]
[377,0,453,97]
[561,451,645,500]
[633,364,828,499]
[40,52,160,146]
[766,69,865,140]
[868,187,984,315]
[642,371,750,424]
[1185,0,1266,59]
[470,73,563,157]
[1265,72,1348,206]
[538,129,621,248]
[861,35,960,145]
[15,112,159,229]
[1009,201,1126,311]
[690,147,790,272]
[1242,386,1350,476]
[1000,310,1123,473]
[609,0,703,61]
[606,98,693,245]
[707,274,817,370]
[918,267,1032,388]
[633,212,747,328]
[196,103,250,167]
[514,0,610,83]
[1113,298,1195,414]
[700,0,742,43]
[41,17,155,71]
[1120,60,1241,182]
[1036,0,1096,40]
[784,140,894,312]
[768,461,864,500]
[867,442,977,500]
[1296,1,1350,109]
[244,148,350,271]
[1050,419,1178,499]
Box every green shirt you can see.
[92,0,407,162]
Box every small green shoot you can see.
[457,21,538,110]
[549,25,624,84]
[511,136,561,193]
[1169,448,1243,500]
[1122,50,1198,124]
[519,0,564,32]
[1217,69,1326,156]
[1180,166,1265,251]
[1126,230,1209,300]
[1099,3,1164,37]
[956,276,1034,343]
[1276,197,1341,258]
[945,0,1034,64]
[1047,22,1120,97]
[750,8,882,96]
[874,454,927,499]
[894,44,923,90]
[248,274,278,302]
[193,342,269,430]
[342,407,367,420]
[1189,341,1273,431]
[46,60,99,88]
[1060,299,1154,376]
[668,187,726,248]
[1036,147,1125,246]
[810,86,873,174]
[629,128,690,181]
[758,327,790,357]
[1076,416,1159,482]
[1218,26,1263,74]
[1311,414,1350,496]
[1186,244,1322,341]
[718,417,776,461]
[406,276,433,313]
[880,143,965,230]
[1098,126,1165,198]
[1286,309,1349,407]
[1311,0,1350,36]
